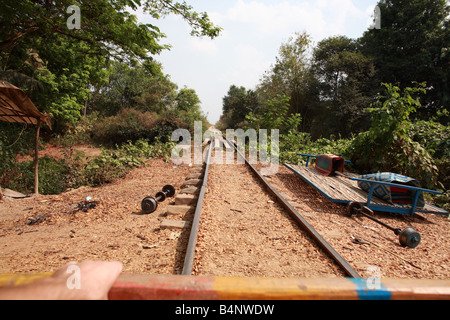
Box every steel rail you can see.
[181,139,213,275]
[224,136,361,279]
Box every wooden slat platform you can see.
[284,163,447,216]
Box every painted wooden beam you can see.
[1,273,449,300]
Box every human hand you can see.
[0,260,123,300]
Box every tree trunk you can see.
[34,119,41,195]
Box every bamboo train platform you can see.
[284,163,448,217]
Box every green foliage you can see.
[220,85,259,129]
[0,139,176,195]
[4,157,70,195]
[88,61,177,117]
[91,108,196,146]
[311,36,377,137]
[176,88,201,112]
[78,138,176,186]
[142,0,222,38]
[92,109,158,146]
[246,95,302,134]
[257,32,316,132]
[0,0,220,127]
[172,87,210,132]
[360,0,450,116]
[0,122,37,188]
[410,120,450,159]
[0,0,221,63]
[51,113,99,147]
[347,83,439,188]
[409,119,450,194]
[280,132,351,166]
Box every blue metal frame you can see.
[349,177,444,216]
[287,154,449,217]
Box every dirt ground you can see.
[193,162,346,279]
[267,166,450,280]
[16,144,103,163]
[0,158,192,274]
[1,145,449,281]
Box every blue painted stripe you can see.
[349,278,392,300]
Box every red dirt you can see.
[1,144,449,281]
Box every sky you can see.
[134,0,380,124]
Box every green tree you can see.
[0,0,221,62]
[360,0,450,118]
[221,85,259,129]
[246,94,302,135]
[311,36,378,137]
[89,61,177,116]
[172,87,209,132]
[175,88,201,112]
[0,0,221,126]
[348,83,439,188]
[257,32,316,132]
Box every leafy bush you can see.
[84,138,175,186]
[410,120,450,160]
[246,95,303,135]
[92,108,190,146]
[0,139,176,195]
[1,122,39,192]
[347,83,439,189]
[3,157,70,195]
[92,108,158,146]
[280,132,352,166]
[51,112,99,147]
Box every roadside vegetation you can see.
[0,0,216,195]
[0,1,448,211]
[217,1,449,211]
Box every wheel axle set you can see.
[141,185,176,214]
[348,202,421,248]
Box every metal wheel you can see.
[399,227,421,248]
[348,202,363,217]
[163,185,176,197]
[141,197,158,214]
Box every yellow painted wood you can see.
[213,277,360,300]
[0,273,52,287]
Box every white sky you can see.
[134,0,379,124]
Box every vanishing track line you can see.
[182,135,360,279]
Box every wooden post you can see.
[34,119,41,195]
[0,186,3,201]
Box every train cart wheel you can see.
[399,227,421,248]
[348,202,363,217]
[162,185,176,198]
[141,197,158,214]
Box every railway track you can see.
[181,134,361,279]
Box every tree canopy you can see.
[218,0,449,201]
[360,0,450,117]
[0,0,221,125]
[221,0,449,136]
